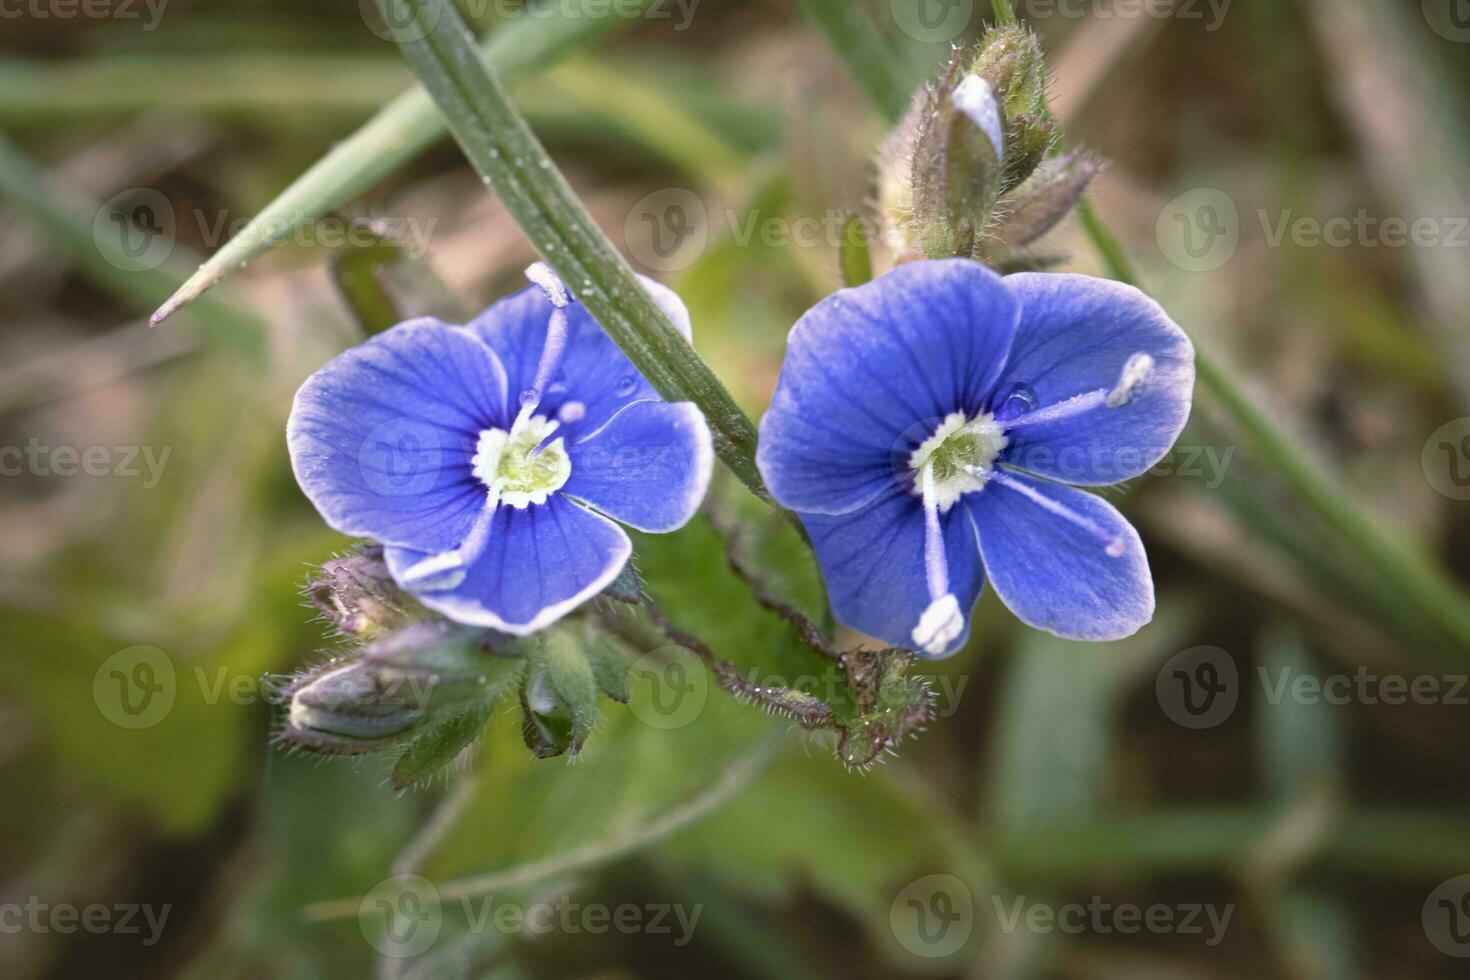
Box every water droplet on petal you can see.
[1106,538,1126,558]
[615,375,637,397]
[518,387,539,407]
[993,382,1039,422]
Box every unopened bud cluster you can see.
[878,26,1102,268]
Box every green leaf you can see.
[375,0,770,502]
[392,698,497,791]
[520,630,601,758]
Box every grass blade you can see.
[150,0,657,326]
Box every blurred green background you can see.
[3,0,1470,977]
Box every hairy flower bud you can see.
[519,629,602,758]
[306,546,418,639]
[269,621,520,756]
[991,151,1105,250]
[910,49,1006,259]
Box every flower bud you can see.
[991,151,1104,250]
[306,546,418,639]
[910,49,1006,259]
[270,621,520,756]
[966,26,1054,193]
[519,629,601,759]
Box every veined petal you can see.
[996,274,1195,486]
[966,471,1153,641]
[287,319,509,553]
[467,275,691,438]
[564,400,713,533]
[758,259,1020,515]
[384,496,632,634]
[801,486,985,658]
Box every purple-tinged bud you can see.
[306,546,418,639]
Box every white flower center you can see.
[908,411,1008,512]
[471,413,571,509]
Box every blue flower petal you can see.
[996,274,1195,486]
[801,487,985,658]
[758,259,1020,515]
[384,495,632,634]
[564,400,713,533]
[966,472,1153,641]
[287,319,509,553]
[467,275,691,439]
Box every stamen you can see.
[997,352,1157,432]
[911,464,965,657]
[920,465,949,600]
[397,489,501,591]
[526,417,561,459]
[990,469,1127,558]
[1106,353,1155,407]
[522,261,572,409]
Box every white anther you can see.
[1106,353,1155,408]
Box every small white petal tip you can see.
[912,593,965,656]
[952,75,1005,160]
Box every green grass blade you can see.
[790,0,915,123]
[150,0,657,326]
[377,0,770,502]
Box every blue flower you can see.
[756,260,1194,656]
[288,265,713,634]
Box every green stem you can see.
[991,0,1018,24]
[379,0,769,501]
